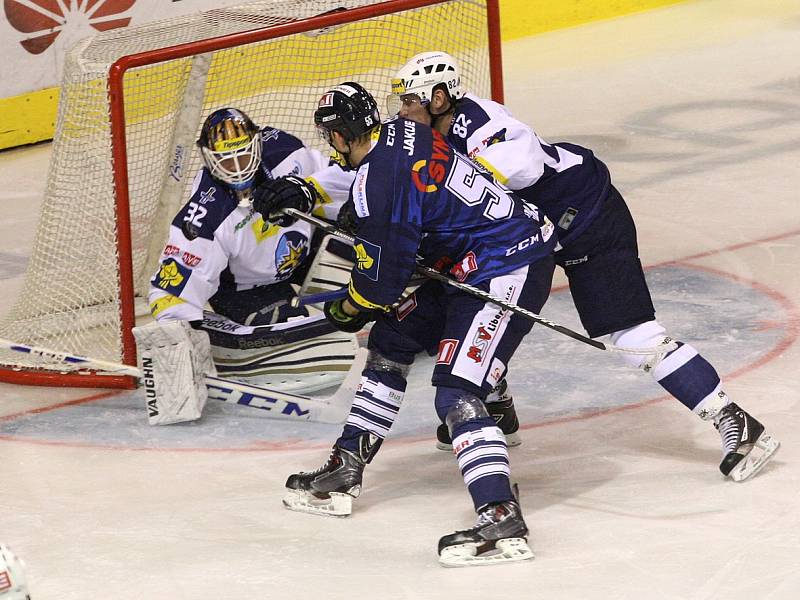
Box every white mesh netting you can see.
[0,0,496,381]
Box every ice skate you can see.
[714,402,780,482]
[282,445,365,517]
[438,500,533,567]
[436,380,521,451]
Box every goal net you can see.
[0,0,502,387]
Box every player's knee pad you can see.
[365,350,411,378]
[609,320,670,371]
[439,389,489,431]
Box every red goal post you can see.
[0,0,503,388]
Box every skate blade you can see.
[282,488,355,517]
[729,433,780,482]
[438,538,533,567]
[436,432,522,452]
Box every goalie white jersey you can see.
[149,128,346,322]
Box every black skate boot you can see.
[436,380,521,451]
[438,500,533,567]
[714,402,780,482]
[283,445,366,517]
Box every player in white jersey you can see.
[386,51,779,483]
[146,107,355,393]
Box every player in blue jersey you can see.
[144,107,357,394]
[387,51,780,482]
[280,82,556,566]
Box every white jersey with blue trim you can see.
[447,93,611,246]
[149,128,332,322]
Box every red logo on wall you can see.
[5,0,135,55]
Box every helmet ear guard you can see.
[387,51,464,115]
[314,82,381,145]
[197,107,262,191]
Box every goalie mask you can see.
[0,544,30,600]
[198,108,262,191]
[314,82,380,146]
[387,51,464,117]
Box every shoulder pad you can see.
[453,96,491,133]
[172,170,238,240]
[260,127,305,173]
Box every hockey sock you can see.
[440,390,513,511]
[610,321,729,416]
[650,341,728,414]
[336,368,406,458]
[452,420,513,511]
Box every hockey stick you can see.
[283,208,677,357]
[0,337,364,424]
[291,288,348,307]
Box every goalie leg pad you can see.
[299,234,354,296]
[133,320,216,425]
[202,312,359,394]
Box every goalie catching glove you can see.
[324,297,376,333]
[252,175,316,227]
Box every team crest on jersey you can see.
[275,231,309,277]
[152,259,191,295]
[261,127,280,143]
[353,239,381,281]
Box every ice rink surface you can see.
[1,0,799,597]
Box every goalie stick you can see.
[283,208,678,357]
[0,337,365,424]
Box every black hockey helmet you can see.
[314,82,380,146]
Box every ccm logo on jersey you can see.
[411,129,451,192]
[505,224,553,256]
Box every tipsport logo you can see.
[5,0,135,55]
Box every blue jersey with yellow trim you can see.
[148,127,331,322]
[346,118,556,310]
[447,93,611,247]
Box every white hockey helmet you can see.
[0,544,30,600]
[387,51,465,116]
[197,107,263,191]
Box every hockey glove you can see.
[336,199,358,235]
[324,298,374,333]
[252,175,316,227]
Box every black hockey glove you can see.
[336,199,358,235]
[323,298,374,333]
[252,175,316,227]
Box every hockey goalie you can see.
[134,107,358,424]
